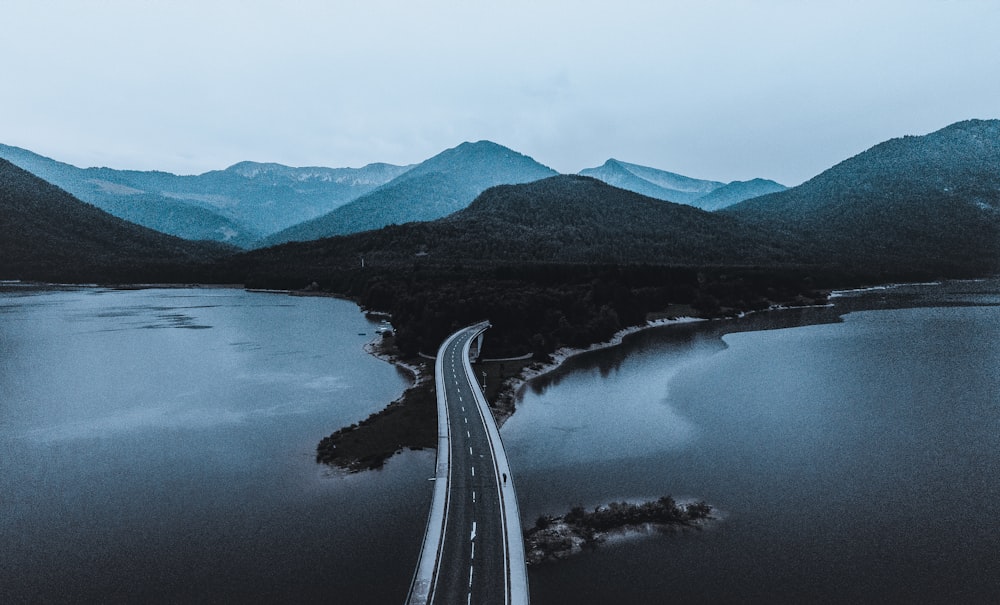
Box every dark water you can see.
[4,282,998,604]
[0,288,431,604]
[505,280,1000,604]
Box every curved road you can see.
[407,322,529,605]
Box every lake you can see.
[505,279,1000,603]
[0,287,430,604]
[3,281,998,603]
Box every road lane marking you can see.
[461,406,465,412]
[468,565,474,587]
[471,521,477,541]
[466,430,470,438]
[472,490,476,503]
[471,541,476,559]
[471,466,475,476]
[469,446,473,455]
[464,417,468,424]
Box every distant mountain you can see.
[169,161,412,235]
[241,175,803,271]
[0,144,410,246]
[577,160,788,211]
[578,159,724,205]
[724,119,1000,276]
[260,141,558,247]
[0,159,232,282]
[0,144,254,245]
[693,178,787,211]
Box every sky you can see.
[2,0,999,186]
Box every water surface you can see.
[505,280,1000,603]
[0,287,431,603]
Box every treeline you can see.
[237,261,831,358]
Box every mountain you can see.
[578,159,724,205]
[0,144,253,245]
[259,141,558,247]
[162,161,412,235]
[693,178,787,211]
[240,175,804,271]
[724,119,1000,276]
[0,144,410,246]
[0,159,233,282]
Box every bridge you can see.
[407,322,530,605]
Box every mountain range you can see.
[3,119,998,285]
[2,139,788,252]
[242,174,802,275]
[259,141,558,247]
[0,158,231,282]
[577,159,786,210]
[0,143,411,247]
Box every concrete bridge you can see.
[406,322,529,605]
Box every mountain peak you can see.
[225,161,291,178]
[259,141,558,246]
[579,159,723,205]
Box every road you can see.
[407,322,529,605]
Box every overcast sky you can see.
[2,0,998,186]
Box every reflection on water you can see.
[508,280,1000,604]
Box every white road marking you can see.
[466,430,470,438]
[469,446,473,455]
[464,417,468,424]
[461,406,465,412]
[468,565,474,587]
[471,541,476,559]
[471,466,475,476]
[471,521,477,540]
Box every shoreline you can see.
[492,279,963,426]
[490,316,705,427]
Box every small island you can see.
[525,497,714,565]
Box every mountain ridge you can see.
[579,159,724,205]
[242,174,805,271]
[0,144,411,246]
[0,158,231,282]
[259,140,558,247]
[724,118,1000,275]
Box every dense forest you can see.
[726,119,1000,276]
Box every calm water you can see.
[506,280,1000,604]
[4,282,999,604]
[0,288,431,604]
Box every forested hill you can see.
[259,141,558,246]
[241,175,806,273]
[725,119,1000,276]
[440,175,802,264]
[0,159,233,283]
